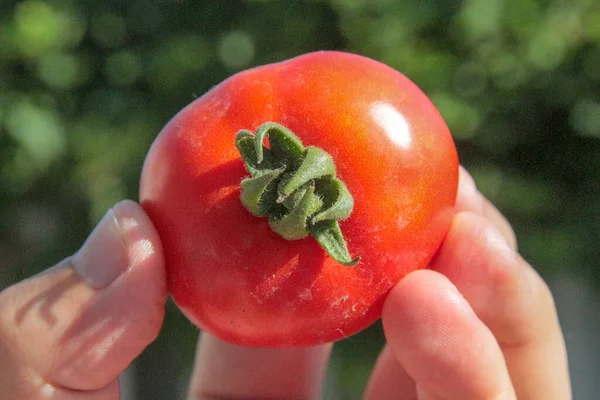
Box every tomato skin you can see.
[140,51,459,347]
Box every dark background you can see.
[1,0,599,398]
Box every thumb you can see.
[0,200,167,399]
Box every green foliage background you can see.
[1,0,599,398]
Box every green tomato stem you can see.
[235,122,360,266]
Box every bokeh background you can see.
[1,0,599,398]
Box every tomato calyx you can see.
[235,122,360,266]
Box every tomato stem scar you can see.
[235,122,360,266]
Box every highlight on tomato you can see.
[139,51,459,347]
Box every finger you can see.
[456,166,517,249]
[364,168,518,400]
[381,270,516,400]
[188,333,332,400]
[430,212,571,399]
[0,200,167,398]
[364,345,417,400]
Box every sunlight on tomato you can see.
[140,51,459,347]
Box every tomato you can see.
[139,51,458,347]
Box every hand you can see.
[363,167,571,399]
[0,168,571,399]
[0,200,167,399]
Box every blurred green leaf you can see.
[4,99,65,169]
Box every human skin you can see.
[0,167,571,399]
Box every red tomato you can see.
[140,51,458,347]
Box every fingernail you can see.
[456,166,485,213]
[72,208,128,289]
